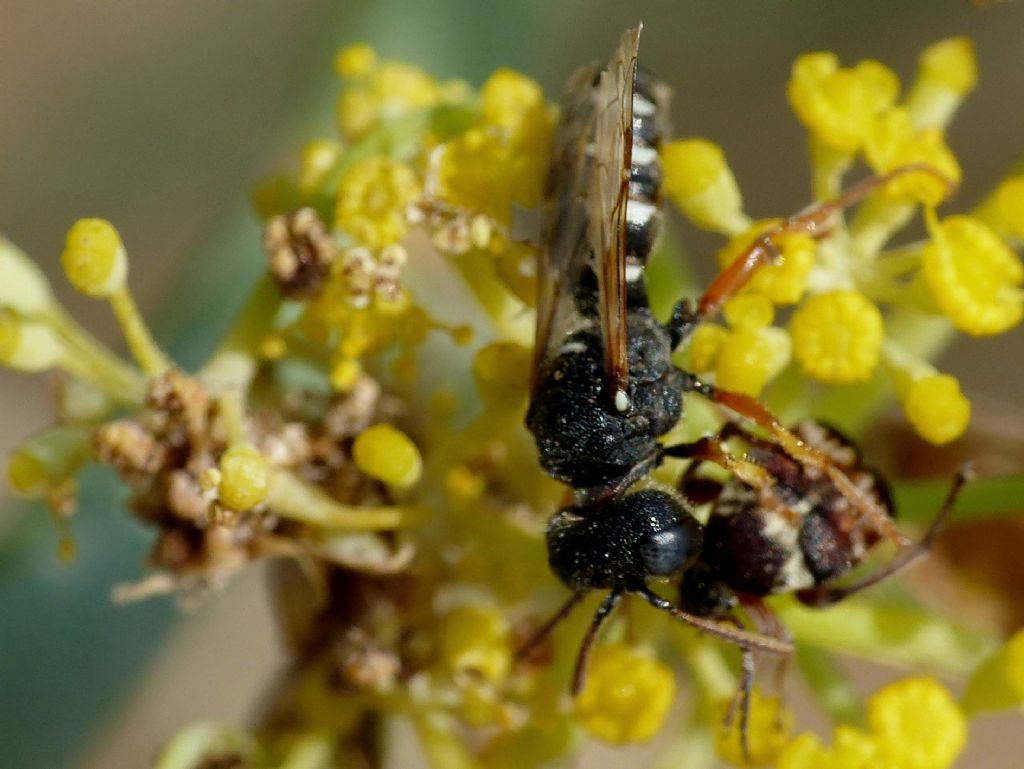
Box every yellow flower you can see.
[352,423,422,489]
[689,296,791,397]
[662,139,748,234]
[868,676,967,769]
[716,220,817,305]
[922,213,1023,335]
[787,52,899,153]
[789,290,884,384]
[334,157,421,249]
[480,68,545,136]
[575,643,676,744]
[218,444,270,512]
[61,218,127,298]
[863,108,960,206]
[978,175,1024,240]
[905,38,977,129]
[437,128,517,223]
[902,373,971,445]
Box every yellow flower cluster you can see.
[665,37,1023,444]
[251,44,555,389]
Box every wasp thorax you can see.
[546,489,702,592]
[527,311,683,488]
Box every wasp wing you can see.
[532,27,639,406]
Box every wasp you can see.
[521,26,970,740]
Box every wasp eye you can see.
[630,490,702,576]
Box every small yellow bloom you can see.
[902,373,971,445]
[334,157,420,249]
[352,423,422,489]
[687,324,729,373]
[437,128,516,223]
[716,220,817,305]
[922,213,1023,335]
[690,296,790,397]
[916,37,977,96]
[662,139,748,234]
[714,689,793,766]
[905,38,976,131]
[335,43,377,79]
[863,108,960,206]
[868,676,967,769]
[789,290,884,384]
[575,643,675,744]
[61,218,127,298]
[335,88,378,140]
[437,604,512,683]
[788,53,899,153]
[329,357,362,391]
[480,68,545,136]
[218,444,270,511]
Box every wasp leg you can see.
[517,590,586,662]
[667,163,955,348]
[681,372,911,549]
[665,435,803,526]
[635,586,793,656]
[797,464,973,607]
[571,589,623,696]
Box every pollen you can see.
[902,373,971,445]
[334,157,420,249]
[437,604,512,683]
[575,643,676,745]
[352,423,422,489]
[922,213,1024,335]
[716,220,817,305]
[61,218,127,298]
[789,290,884,384]
[863,108,960,206]
[662,139,748,234]
[335,43,377,79]
[868,676,967,769]
[787,52,899,153]
[218,444,270,512]
[714,689,793,767]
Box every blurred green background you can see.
[2,2,1023,768]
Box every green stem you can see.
[267,470,425,530]
[200,274,282,393]
[46,305,146,402]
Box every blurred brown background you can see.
[1,1,1023,768]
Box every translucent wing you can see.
[532,27,639,407]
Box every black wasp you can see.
[521,25,970,731]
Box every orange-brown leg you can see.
[668,163,954,347]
